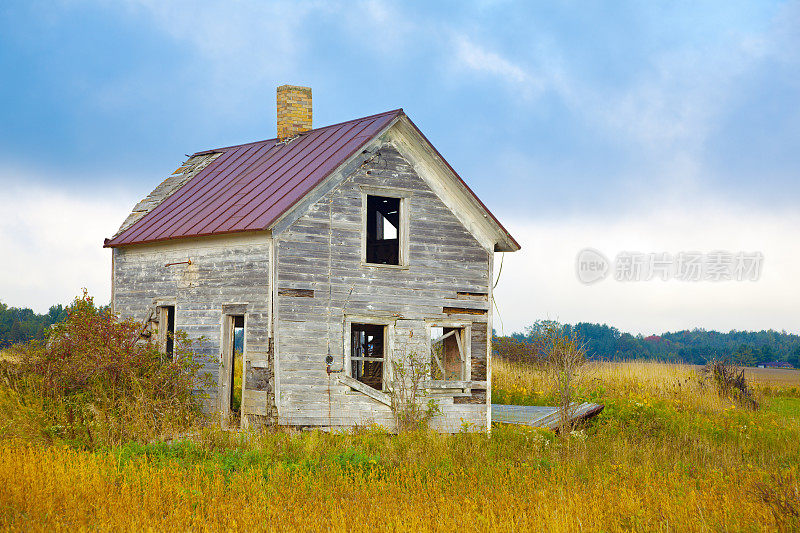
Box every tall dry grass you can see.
[0,359,797,531]
[494,357,753,412]
[0,430,795,532]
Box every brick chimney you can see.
[277,85,312,140]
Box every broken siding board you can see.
[338,376,392,406]
[277,288,315,297]
[426,380,488,390]
[443,306,488,316]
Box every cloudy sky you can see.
[1,1,798,334]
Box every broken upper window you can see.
[430,326,466,381]
[366,195,400,265]
[351,323,386,390]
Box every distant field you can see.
[595,361,800,388]
[686,364,799,387]
[743,366,798,387]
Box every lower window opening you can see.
[351,323,386,390]
[430,326,466,381]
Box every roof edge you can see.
[394,114,520,252]
[104,228,271,249]
[193,109,404,156]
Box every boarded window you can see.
[366,195,400,265]
[351,324,386,390]
[430,327,466,381]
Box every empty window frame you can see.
[430,326,467,381]
[365,195,401,265]
[350,323,386,390]
[157,305,176,360]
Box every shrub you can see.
[492,335,539,364]
[528,322,589,433]
[701,359,758,410]
[390,350,440,432]
[0,291,210,447]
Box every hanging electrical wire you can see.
[491,251,506,335]
[493,251,505,289]
[492,294,504,336]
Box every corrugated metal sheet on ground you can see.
[492,402,604,429]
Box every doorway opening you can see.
[222,314,245,424]
[158,305,175,360]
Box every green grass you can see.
[766,396,800,417]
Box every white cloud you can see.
[450,35,542,96]
[493,200,800,336]
[599,45,758,152]
[0,169,137,312]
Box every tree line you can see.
[495,320,800,368]
[4,302,800,368]
[0,302,68,348]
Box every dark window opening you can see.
[351,324,386,390]
[229,315,245,416]
[366,195,400,265]
[160,305,176,359]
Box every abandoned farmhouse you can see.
[104,86,519,431]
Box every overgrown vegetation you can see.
[0,302,799,530]
[0,291,210,448]
[526,322,589,433]
[389,350,440,432]
[702,358,759,410]
[0,358,798,530]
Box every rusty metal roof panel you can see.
[104,109,401,247]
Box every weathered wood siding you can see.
[275,142,491,431]
[112,233,274,423]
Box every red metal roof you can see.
[105,109,401,247]
[105,109,518,250]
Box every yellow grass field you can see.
[1,359,799,531]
